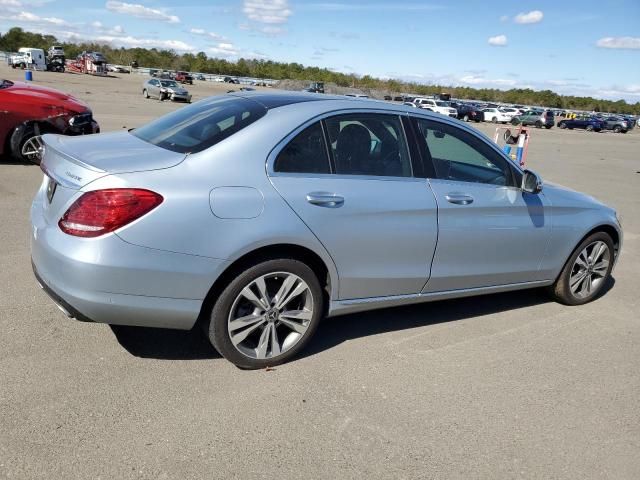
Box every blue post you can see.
[25,70,33,81]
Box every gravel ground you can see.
[1,65,639,479]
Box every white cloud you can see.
[0,0,22,7]
[0,11,69,26]
[499,15,509,22]
[459,75,517,87]
[596,36,640,50]
[488,35,507,46]
[105,1,180,24]
[208,42,239,57]
[189,28,225,40]
[90,20,126,36]
[95,34,193,51]
[243,0,292,24]
[514,10,543,24]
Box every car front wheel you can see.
[10,125,44,164]
[207,258,324,369]
[549,232,614,305]
[143,89,149,98]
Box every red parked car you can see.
[174,71,193,85]
[0,79,99,164]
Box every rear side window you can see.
[132,96,267,153]
[325,114,412,177]
[274,122,330,174]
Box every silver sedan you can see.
[31,93,622,369]
[142,78,191,102]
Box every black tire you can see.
[463,114,469,122]
[143,89,149,98]
[535,120,543,128]
[492,117,498,123]
[548,232,614,306]
[10,125,43,164]
[511,118,520,126]
[586,125,594,132]
[207,258,324,369]
[545,125,552,129]
[559,122,567,129]
[613,126,622,133]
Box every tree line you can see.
[1,27,638,114]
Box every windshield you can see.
[436,101,450,107]
[160,80,179,88]
[132,96,267,154]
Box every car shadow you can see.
[0,155,33,166]
[110,278,615,362]
[110,324,222,360]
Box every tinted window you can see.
[325,114,411,177]
[274,122,330,174]
[415,118,514,187]
[132,96,267,154]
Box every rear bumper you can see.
[31,199,228,329]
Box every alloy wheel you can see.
[227,272,314,360]
[569,241,610,299]
[21,135,44,163]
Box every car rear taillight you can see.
[59,189,163,238]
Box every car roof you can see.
[230,91,413,112]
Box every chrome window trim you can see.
[266,108,418,182]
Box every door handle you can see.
[306,192,344,208]
[445,193,474,205]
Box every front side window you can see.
[274,122,330,174]
[132,96,267,153]
[325,114,411,177]
[414,118,514,187]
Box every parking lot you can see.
[1,65,639,479]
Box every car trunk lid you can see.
[41,131,187,189]
[38,131,185,225]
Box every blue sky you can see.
[1,0,639,101]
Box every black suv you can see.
[450,102,484,122]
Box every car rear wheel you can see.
[463,114,469,122]
[492,117,498,123]
[586,125,594,131]
[613,126,622,133]
[535,120,543,128]
[559,122,567,129]
[511,118,521,126]
[549,232,614,305]
[207,258,324,369]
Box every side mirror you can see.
[522,169,543,194]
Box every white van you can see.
[10,48,47,70]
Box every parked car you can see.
[557,116,605,132]
[175,71,193,85]
[498,107,521,118]
[601,117,629,133]
[196,74,206,81]
[31,93,622,369]
[412,98,457,117]
[482,108,511,123]
[224,76,240,84]
[142,79,192,103]
[0,79,99,164]
[512,110,554,129]
[450,102,484,122]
